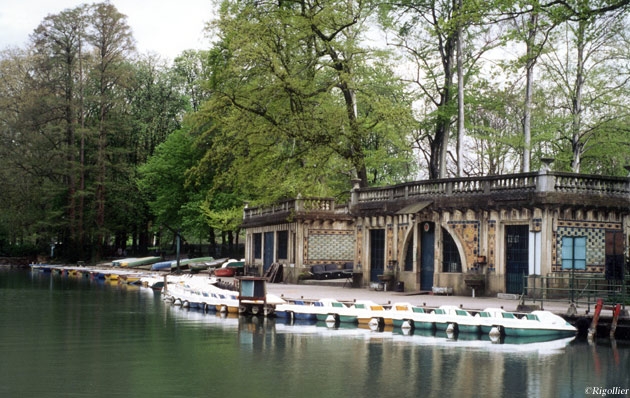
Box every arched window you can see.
[442,228,462,273]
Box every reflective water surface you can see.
[1,269,628,398]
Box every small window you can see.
[253,233,262,259]
[561,236,586,270]
[277,230,288,260]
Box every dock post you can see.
[610,303,622,339]
[588,298,604,341]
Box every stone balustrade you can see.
[355,172,629,204]
[243,172,629,221]
[243,198,347,221]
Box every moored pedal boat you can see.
[306,298,347,322]
[432,305,480,334]
[408,307,437,330]
[275,300,318,321]
[374,302,415,329]
[345,300,381,325]
[475,308,507,334]
[481,310,577,339]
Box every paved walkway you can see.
[263,281,579,316]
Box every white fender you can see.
[368,318,381,331]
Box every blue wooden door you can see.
[369,229,385,282]
[506,225,529,294]
[420,222,435,291]
[263,232,274,274]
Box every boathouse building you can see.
[241,169,630,297]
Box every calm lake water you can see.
[1,268,628,398]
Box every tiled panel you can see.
[553,220,622,272]
[487,220,496,271]
[307,230,355,261]
[447,220,480,270]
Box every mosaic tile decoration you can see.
[447,220,480,269]
[552,220,622,272]
[487,220,496,271]
[306,230,355,261]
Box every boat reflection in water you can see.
[6,269,628,398]
[167,304,576,353]
[165,304,585,398]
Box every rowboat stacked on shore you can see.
[213,259,245,277]
[112,256,161,268]
[150,257,227,272]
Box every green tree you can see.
[538,5,630,173]
[0,3,191,260]
[379,0,500,179]
[199,0,415,202]
[86,1,135,258]
[172,50,213,113]
[0,49,54,254]
[29,5,91,258]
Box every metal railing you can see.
[520,273,628,313]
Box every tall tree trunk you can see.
[429,30,456,180]
[88,2,134,259]
[571,18,586,173]
[456,0,465,177]
[523,11,539,173]
[95,104,107,258]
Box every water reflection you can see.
[2,268,629,398]
[164,299,629,398]
[167,304,576,352]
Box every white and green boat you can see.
[480,310,577,339]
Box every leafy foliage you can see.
[0,0,628,261]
